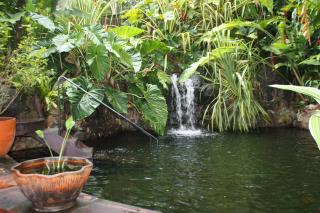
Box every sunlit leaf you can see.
[109,26,144,39]
[259,0,273,13]
[270,85,320,104]
[35,130,44,139]
[65,117,75,130]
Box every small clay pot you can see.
[0,117,16,157]
[11,157,93,212]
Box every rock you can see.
[75,105,151,140]
[295,104,320,129]
[11,137,45,151]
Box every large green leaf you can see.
[109,26,144,39]
[259,0,273,13]
[0,12,25,24]
[86,44,109,81]
[52,34,75,53]
[66,77,104,120]
[83,26,105,45]
[103,34,141,72]
[105,87,128,114]
[30,13,55,32]
[309,112,320,150]
[140,40,170,55]
[179,47,235,82]
[270,85,320,104]
[133,84,168,135]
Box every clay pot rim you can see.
[0,117,16,122]
[11,156,93,178]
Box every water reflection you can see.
[84,128,320,213]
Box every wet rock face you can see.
[74,106,152,141]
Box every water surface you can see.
[84,128,320,213]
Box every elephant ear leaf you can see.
[133,84,168,135]
[309,112,320,151]
[105,87,128,114]
[30,13,56,32]
[86,44,109,81]
[109,26,144,39]
[66,77,104,120]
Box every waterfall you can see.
[169,74,201,136]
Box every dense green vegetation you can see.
[0,0,319,134]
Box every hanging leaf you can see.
[109,26,144,39]
[105,87,128,114]
[270,85,320,104]
[133,84,168,135]
[86,44,109,81]
[66,77,104,120]
[30,13,56,32]
[52,34,75,53]
[309,112,320,150]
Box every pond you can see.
[84,128,320,213]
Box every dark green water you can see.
[84,128,320,213]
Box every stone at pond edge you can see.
[295,104,320,130]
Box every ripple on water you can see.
[84,128,320,213]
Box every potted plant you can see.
[11,117,93,212]
[0,82,17,157]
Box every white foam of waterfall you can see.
[168,74,202,136]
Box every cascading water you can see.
[168,74,202,136]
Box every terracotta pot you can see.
[0,117,16,157]
[11,157,93,212]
